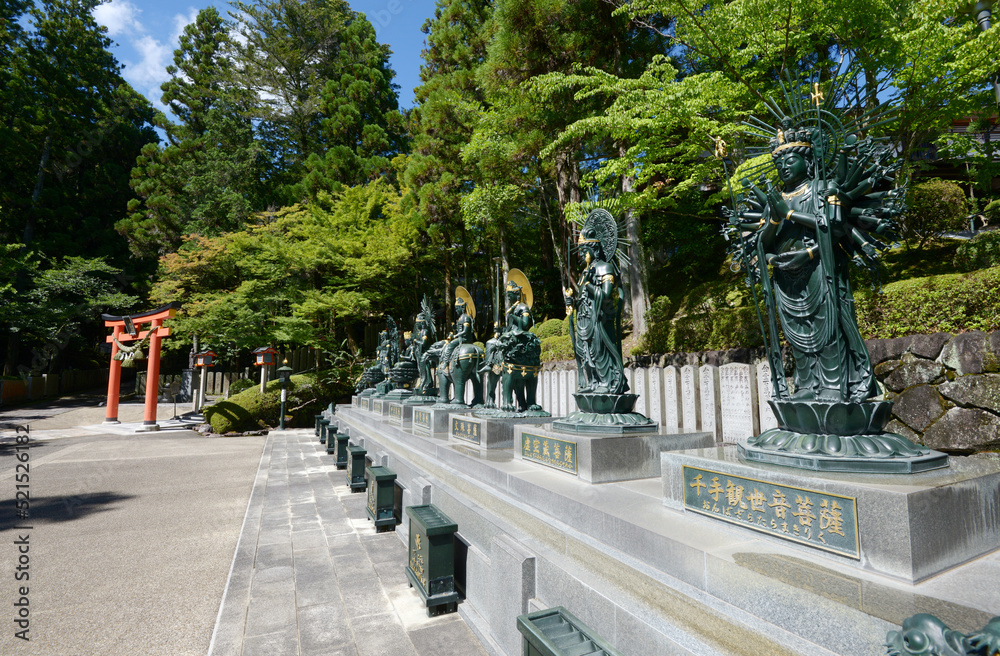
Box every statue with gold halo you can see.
[433,287,485,407]
[721,73,947,472]
[555,209,655,433]
[492,269,548,416]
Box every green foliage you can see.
[150,179,418,352]
[227,378,256,395]
[984,200,1000,225]
[204,372,338,433]
[902,179,969,247]
[531,318,565,339]
[855,266,1000,337]
[540,335,573,362]
[954,231,1000,272]
[637,289,764,354]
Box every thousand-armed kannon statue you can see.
[553,208,656,434]
[477,268,549,417]
[720,72,947,472]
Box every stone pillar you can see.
[664,366,682,434]
[756,360,779,432]
[647,366,665,427]
[699,364,722,441]
[680,365,700,433]
[632,367,648,417]
[719,363,759,442]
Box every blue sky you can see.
[92,0,439,113]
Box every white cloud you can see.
[125,34,173,89]
[93,0,144,38]
[172,8,200,44]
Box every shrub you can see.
[540,335,573,362]
[204,372,338,433]
[227,377,256,395]
[954,230,1000,272]
[984,199,1000,225]
[531,318,565,339]
[855,265,1000,338]
[637,280,764,354]
[903,178,969,247]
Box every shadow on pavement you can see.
[0,492,135,531]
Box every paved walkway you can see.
[0,429,266,655]
[0,395,489,656]
[209,429,488,656]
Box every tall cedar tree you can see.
[230,0,405,203]
[403,0,492,326]
[477,0,667,334]
[120,7,264,259]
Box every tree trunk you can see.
[554,148,581,286]
[621,145,650,340]
[25,135,52,247]
[443,247,453,334]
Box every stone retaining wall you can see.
[869,330,1000,452]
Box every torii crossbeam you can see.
[102,302,181,431]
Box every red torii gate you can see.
[103,302,181,431]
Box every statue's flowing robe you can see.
[572,261,627,395]
[763,182,878,402]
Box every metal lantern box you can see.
[516,607,622,656]
[325,424,339,455]
[347,445,367,492]
[334,432,350,469]
[318,418,330,444]
[252,346,278,366]
[365,465,397,531]
[405,504,460,616]
[314,413,324,437]
[194,350,217,367]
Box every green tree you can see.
[230,0,405,202]
[118,7,264,259]
[149,180,419,355]
[402,0,492,325]
[0,0,155,374]
[473,0,669,336]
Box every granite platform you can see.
[449,414,556,450]
[336,404,1000,656]
[662,446,1000,582]
[412,405,474,437]
[514,423,715,483]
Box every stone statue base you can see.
[357,388,375,397]
[739,400,948,473]
[382,388,413,402]
[403,391,438,405]
[552,393,656,435]
[474,406,551,420]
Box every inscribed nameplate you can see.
[414,409,431,430]
[682,466,859,559]
[451,417,481,444]
[521,432,577,474]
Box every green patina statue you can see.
[403,295,439,404]
[477,269,548,417]
[554,209,655,433]
[432,287,485,407]
[886,614,1000,656]
[356,316,399,397]
[722,74,947,472]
